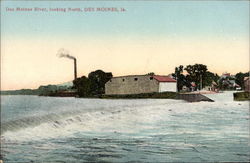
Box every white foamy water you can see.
[1,92,249,162]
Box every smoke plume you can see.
[57,48,77,79]
[57,48,76,60]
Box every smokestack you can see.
[74,58,77,80]
[57,48,77,80]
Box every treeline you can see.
[1,89,40,95]
[73,65,249,96]
[73,70,112,97]
[172,64,249,92]
[1,85,72,96]
[2,64,248,96]
[38,85,72,96]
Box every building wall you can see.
[244,79,250,92]
[105,75,159,95]
[159,82,177,92]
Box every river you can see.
[1,92,249,162]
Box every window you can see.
[150,77,153,80]
[122,79,125,82]
[134,78,138,81]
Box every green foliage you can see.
[172,65,190,92]
[73,70,113,97]
[218,77,231,90]
[172,64,219,91]
[203,71,219,87]
[88,70,113,95]
[235,72,249,89]
[38,84,71,96]
[1,84,71,96]
[73,76,91,97]
[146,72,155,76]
[185,64,208,89]
[1,89,39,95]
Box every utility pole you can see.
[176,76,178,92]
[200,74,202,90]
[175,71,178,92]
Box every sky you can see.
[1,1,249,90]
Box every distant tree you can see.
[203,71,220,87]
[235,72,249,89]
[38,85,60,96]
[146,72,155,76]
[73,70,112,97]
[88,70,113,95]
[73,76,91,97]
[185,64,208,90]
[172,65,189,92]
[218,77,231,90]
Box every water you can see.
[1,92,249,162]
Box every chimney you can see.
[74,58,77,80]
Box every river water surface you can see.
[1,92,249,162]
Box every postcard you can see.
[1,0,249,162]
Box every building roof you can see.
[111,75,149,79]
[222,73,230,77]
[153,75,176,82]
[110,74,176,82]
[191,82,196,87]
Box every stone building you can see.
[105,75,176,95]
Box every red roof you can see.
[223,73,230,77]
[191,82,196,87]
[153,75,176,82]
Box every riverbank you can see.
[101,92,178,99]
[101,92,214,102]
[233,92,250,101]
[1,91,214,102]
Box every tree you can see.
[73,70,112,97]
[88,70,113,95]
[218,77,231,90]
[146,72,155,76]
[185,64,208,90]
[235,72,249,89]
[172,65,189,92]
[73,76,91,97]
[203,71,220,87]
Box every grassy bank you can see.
[233,92,250,101]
